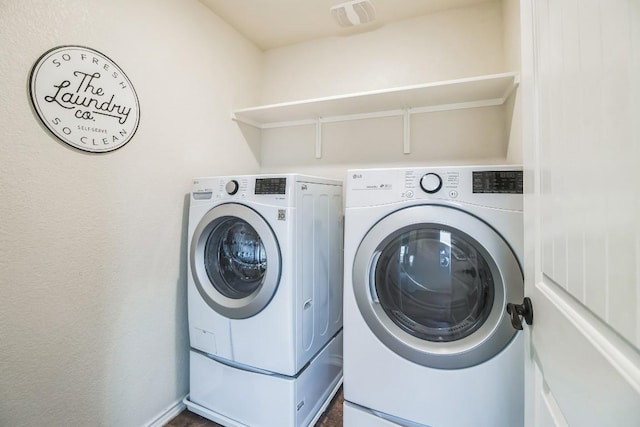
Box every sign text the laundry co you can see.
[29,45,140,153]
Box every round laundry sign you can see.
[29,45,140,153]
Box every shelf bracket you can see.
[403,109,411,154]
[315,118,322,159]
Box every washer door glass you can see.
[191,203,281,319]
[352,205,523,369]
[376,227,494,343]
[204,219,266,299]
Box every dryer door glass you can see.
[352,205,523,368]
[204,219,266,299]
[374,227,494,342]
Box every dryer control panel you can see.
[472,170,523,194]
[400,169,462,200]
[346,165,523,211]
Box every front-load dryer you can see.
[343,166,524,427]
[185,174,344,427]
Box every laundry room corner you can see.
[0,1,263,426]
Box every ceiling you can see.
[200,0,494,50]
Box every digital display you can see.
[255,178,287,195]
[473,171,523,194]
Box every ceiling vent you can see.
[330,0,376,27]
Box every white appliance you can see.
[343,166,524,427]
[184,174,344,427]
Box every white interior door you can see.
[520,0,640,425]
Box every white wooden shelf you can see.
[232,72,519,158]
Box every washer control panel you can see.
[225,179,240,195]
[217,177,250,199]
[254,177,287,195]
[191,175,300,207]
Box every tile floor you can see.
[165,387,343,427]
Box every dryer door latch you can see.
[506,297,534,330]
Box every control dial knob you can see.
[420,173,443,194]
[225,180,239,195]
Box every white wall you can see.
[253,1,513,178]
[0,1,262,426]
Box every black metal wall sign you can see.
[29,45,140,153]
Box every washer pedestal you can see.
[185,331,343,427]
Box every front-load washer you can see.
[184,174,344,427]
[343,166,524,427]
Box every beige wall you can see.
[0,1,261,426]
[260,1,506,103]
[253,1,516,178]
[503,0,523,164]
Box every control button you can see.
[449,190,459,198]
[405,190,414,198]
[420,173,442,194]
[225,180,239,195]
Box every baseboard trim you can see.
[146,394,188,427]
